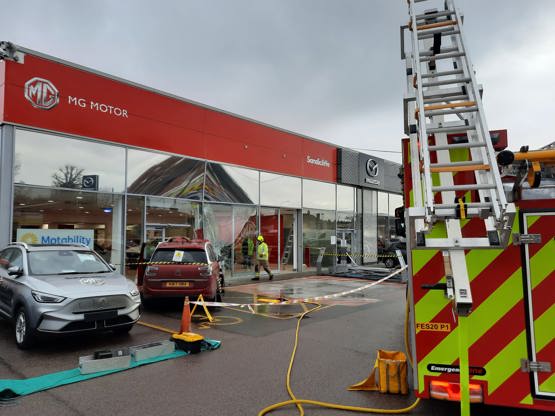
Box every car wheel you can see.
[112,324,133,335]
[14,307,37,349]
[217,273,225,294]
[384,258,395,269]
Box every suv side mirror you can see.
[7,266,23,277]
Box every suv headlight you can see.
[31,290,66,303]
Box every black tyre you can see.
[384,257,396,269]
[14,307,37,349]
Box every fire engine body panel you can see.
[403,138,555,411]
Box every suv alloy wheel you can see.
[15,307,37,349]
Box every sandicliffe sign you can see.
[16,229,95,249]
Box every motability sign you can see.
[16,229,94,249]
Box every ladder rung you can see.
[421,77,470,88]
[430,164,491,173]
[426,124,475,134]
[423,94,469,104]
[428,142,486,151]
[422,69,464,79]
[416,101,476,118]
[424,106,478,117]
[415,20,457,31]
[425,101,477,111]
[420,51,465,62]
[431,160,484,168]
[432,183,496,192]
[415,10,454,21]
[419,47,459,57]
[418,29,460,40]
[434,202,493,210]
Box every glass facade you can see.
[8,128,401,282]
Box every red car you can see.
[138,237,224,304]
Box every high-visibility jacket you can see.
[257,242,269,261]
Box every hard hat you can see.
[257,235,264,242]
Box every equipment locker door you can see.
[522,210,555,399]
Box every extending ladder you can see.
[403,0,515,253]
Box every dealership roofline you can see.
[1,41,382,158]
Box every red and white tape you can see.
[190,266,407,309]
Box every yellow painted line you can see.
[137,320,177,334]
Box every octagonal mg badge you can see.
[24,77,59,110]
[80,277,105,286]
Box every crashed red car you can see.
[137,237,224,303]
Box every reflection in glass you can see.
[15,129,125,193]
[12,185,123,268]
[203,203,233,279]
[233,206,258,274]
[337,211,354,230]
[337,185,355,212]
[302,179,335,210]
[127,149,204,199]
[260,207,279,271]
[204,163,259,204]
[260,173,301,208]
[280,209,297,272]
[145,196,202,241]
[363,189,377,264]
[302,209,335,271]
[125,196,144,279]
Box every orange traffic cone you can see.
[179,296,191,333]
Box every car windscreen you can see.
[28,250,112,275]
[151,248,208,264]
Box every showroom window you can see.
[302,208,335,270]
[12,185,124,268]
[302,179,336,211]
[204,163,259,204]
[260,173,301,208]
[14,129,125,193]
[127,149,205,200]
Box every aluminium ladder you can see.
[403,0,515,258]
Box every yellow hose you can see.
[258,291,420,416]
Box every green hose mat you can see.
[0,339,220,399]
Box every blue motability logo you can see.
[41,235,92,246]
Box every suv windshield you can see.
[28,250,111,275]
[151,248,208,264]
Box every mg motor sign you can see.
[24,77,59,110]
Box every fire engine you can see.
[401,0,554,413]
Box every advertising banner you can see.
[16,228,95,249]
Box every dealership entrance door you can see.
[260,207,299,273]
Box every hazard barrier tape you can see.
[189,266,408,309]
[125,261,209,266]
[323,252,400,259]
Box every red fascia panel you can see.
[3,54,337,183]
[0,60,5,122]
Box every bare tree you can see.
[52,165,84,188]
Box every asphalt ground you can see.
[0,276,551,416]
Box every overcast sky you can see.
[1,0,554,163]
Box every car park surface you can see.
[0,276,550,415]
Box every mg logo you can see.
[366,159,379,177]
[24,77,59,110]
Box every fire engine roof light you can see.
[429,380,483,403]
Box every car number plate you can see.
[163,281,190,288]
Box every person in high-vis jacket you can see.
[251,235,274,281]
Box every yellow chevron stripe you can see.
[417,266,523,392]
[477,304,555,394]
